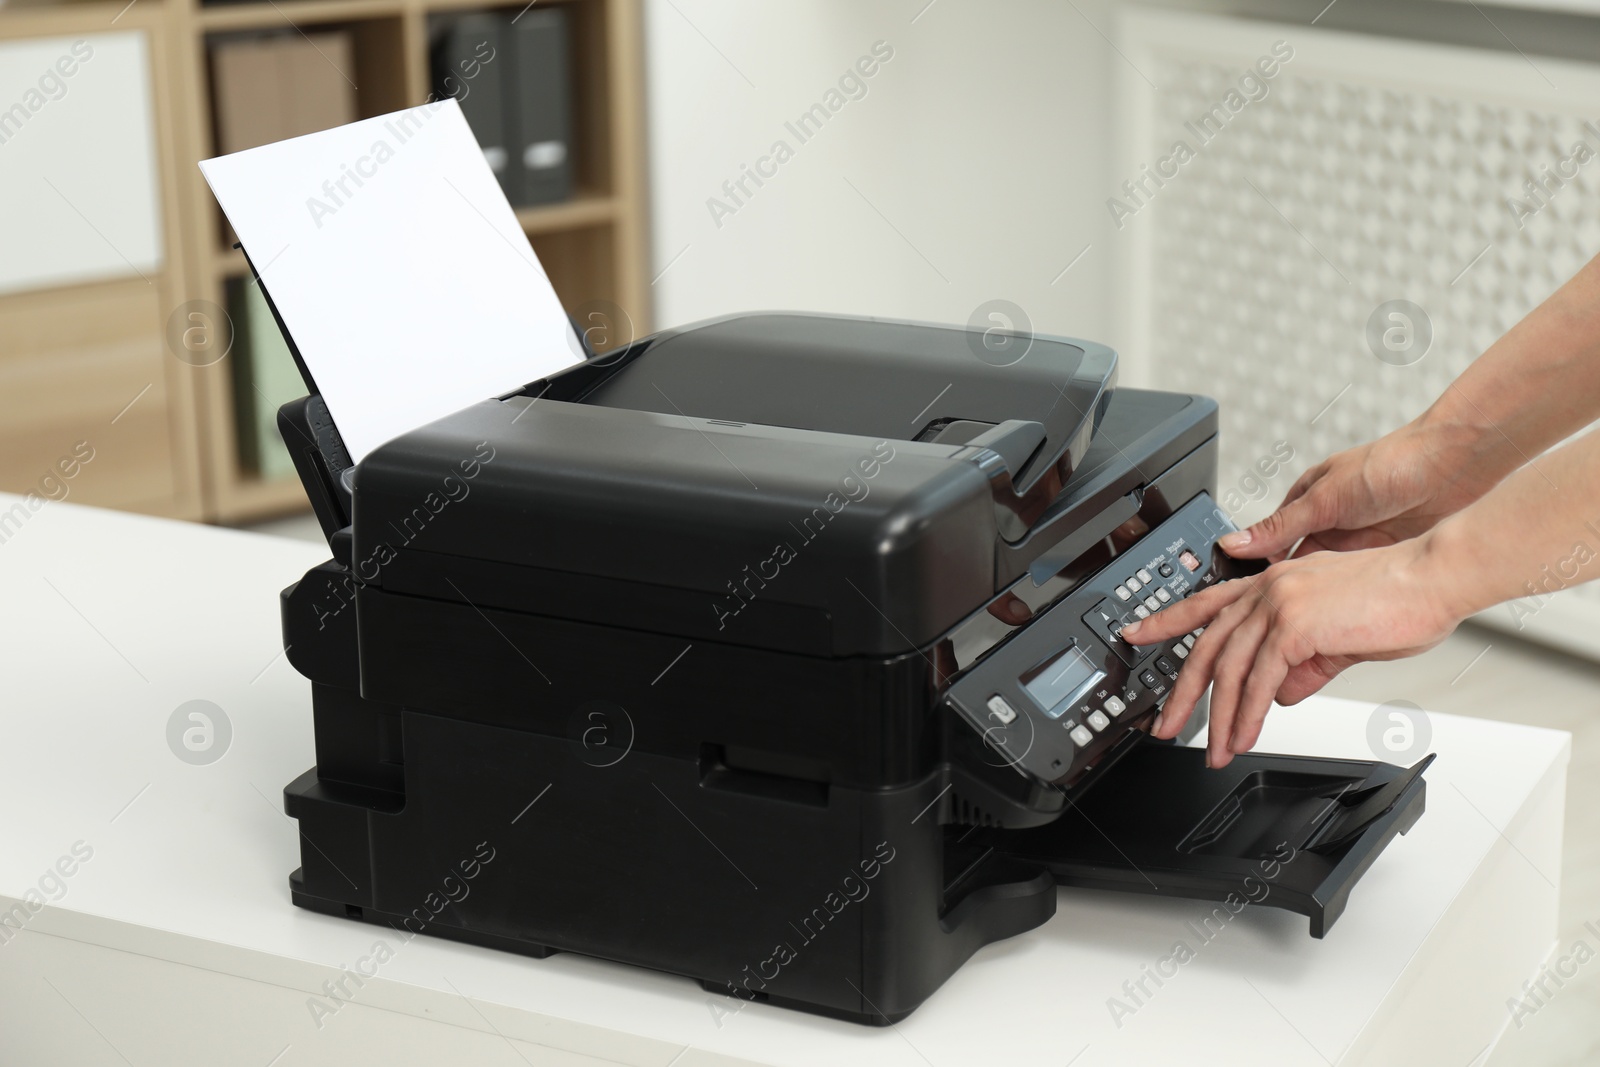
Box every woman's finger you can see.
[1122,577,1247,646]
[1220,461,1331,559]
[1279,461,1326,508]
[1204,603,1271,769]
[1230,628,1298,755]
[1221,486,1338,561]
[1276,653,1348,705]
[1152,594,1251,739]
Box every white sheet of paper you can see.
[200,99,581,462]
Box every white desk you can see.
[0,496,1569,1067]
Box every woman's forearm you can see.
[1419,250,1600,476]
[1421,427,1600,618]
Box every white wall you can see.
[639,0,1600,354]
[640,0,1119,347]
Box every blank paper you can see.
[200,99,581,462]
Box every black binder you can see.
[509,7,573,205]
[431,14,512,200]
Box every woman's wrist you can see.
[1410,516,1497,622]
[1407,407,1519,498]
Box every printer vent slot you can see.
[947,789,1002,829]
[697,744,830,808]
[378,710,404,766]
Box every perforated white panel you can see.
[1115,9,1600,659]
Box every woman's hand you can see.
[1221,418,1505,563]
[1120,537,1464,769]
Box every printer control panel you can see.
[944,492,1263,788]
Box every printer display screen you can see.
[1021,645,1105,719]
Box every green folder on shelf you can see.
[227,278,305,482]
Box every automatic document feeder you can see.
[275,312,1432,1025]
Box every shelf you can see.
[417,0,584,13]
[516,192,617,233]
[197,0,592,31]
[0,1,166,34]
[198,0,406,32]
[209,194,616,275]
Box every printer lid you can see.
[267,307,1117,542]
[573,312,1116,513]
[296,310,1148,658]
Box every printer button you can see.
[985,695,1018,724]
[1143,596,1161,612]
[1159,562,1175,578]
[1070,725,1094,747]
[1155,656,1177,677]
[1139,669,1160,689]
[1172,643,1188,660]
[1087,710,1111,731]
[1133,605,1150,620]
[1192,627,1205,637]
[1114,585,1132,601]
[1183,633,1197,648]
[1136,568,1153,584]
[1086,599,1142,668]
[1103,695,1127,716]
[1126,576,1142,593]
[1155,587,1172,603]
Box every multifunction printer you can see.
[272,311,1430,1025]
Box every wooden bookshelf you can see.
[181,0,650,523]
[0,0,649,525]
[0,0,207,521]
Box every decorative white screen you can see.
[0,32,163,296]
[1114,8,1600,660]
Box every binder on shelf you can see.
[510,7,573,206]
[226,277,304,482]
[210,33,357,247]
[210,33,357,154]
[430,15,513,201]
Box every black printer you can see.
[274,311,1431,1025]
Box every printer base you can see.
[282,715,1426,1023]
[289,858,1044,1028]
[690,980,917,1028]
[288,870,558,960]
[292,869,923,1026]
[280,703,1063,1027]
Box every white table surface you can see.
[0,495,1571,1067]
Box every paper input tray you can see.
[962,743,1432,937]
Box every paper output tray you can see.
[962,743,1431,937]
